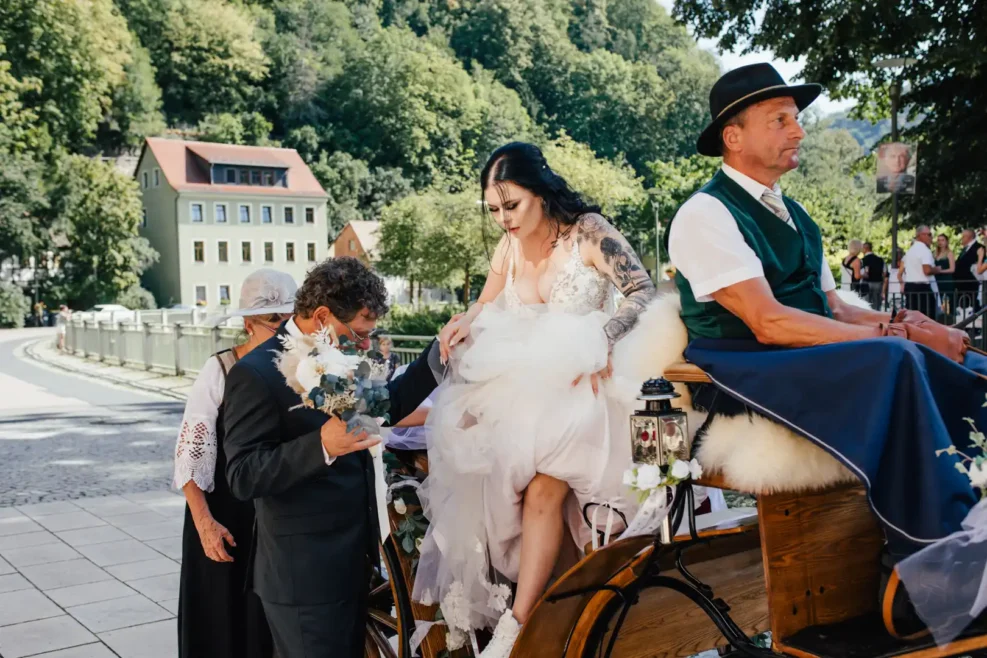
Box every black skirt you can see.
[177,440,273,658]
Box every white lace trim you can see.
[172,356,225,492]
[173,416,219,492]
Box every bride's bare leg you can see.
[513,473,570,624]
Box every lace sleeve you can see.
[173,356,226,492]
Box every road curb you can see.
[21,338,190,402]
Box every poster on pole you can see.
[876,142,917,194]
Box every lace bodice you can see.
[504,239,613,314]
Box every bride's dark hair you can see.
[480,142,601,235]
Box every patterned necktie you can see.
[760,189,798,232]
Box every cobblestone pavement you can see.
[0,330,184,507]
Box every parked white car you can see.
[84,304,136,324]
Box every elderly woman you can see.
[173,269,296,658]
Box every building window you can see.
[261,206,273,224]
[241,241,252,263]
[141,208,147,228]
[284,207,295,224]
[193,241,205,263]
[153,169,160,187]
[219,285,231,306]
[251,170,262,185]
[348,239,356,251]
[263,171,274,186]
[195,285,207,306]
[286,242,295,262]
[305,207,315,224]
[215,203,228,223]
[225,168,236,184]
[239,205,251,223]
[142,171,149,189]
[307,242,316,262]
[264,242,274,262]
[218,241,229,263]
[191,203,204,223]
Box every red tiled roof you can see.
[140,137,328,198]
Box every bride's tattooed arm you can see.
[576,214,656,348]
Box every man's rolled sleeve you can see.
[668,193,765,302]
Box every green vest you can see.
[669,170,833,341]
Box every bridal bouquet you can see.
[275,327,392,434]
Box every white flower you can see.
[688,458,704,480]
[622,468,636,487]
[393,498,407,515]
[670,459,691,480]
[635,464,663,490]
[446,629,466,651]
[295,358,323,392]
[969,463,987,489]
[317,347,362,377]
[487,583,512,613]
[441,582,472,635]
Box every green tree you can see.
[0,149,50,265]
[143,0,269,124]
[310,151,413,234]
[98,40,166,151]
[117,283,158,310]
[261,0,361,131]
[0,48,49,154]
[0,281,30,329]
[0,0,133,151]
[46,155,159,309]
[672,0,987,227]
[541,133,647,231]
[321,27,528,188]
[197,112,274,145]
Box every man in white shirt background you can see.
[900,226,941,318]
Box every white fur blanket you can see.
[610,292,861,494]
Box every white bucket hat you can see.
[207,268,297,326]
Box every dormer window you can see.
[263,171,274,186]
[251,170,261,185]
[239,169,249,184]
[225,168,236,184]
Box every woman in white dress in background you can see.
[413,142,656,658]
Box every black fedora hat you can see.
[696,63,822,157]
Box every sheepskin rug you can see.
[611,291,863,494]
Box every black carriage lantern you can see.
[630,378,691,467]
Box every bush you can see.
[117,284,157,310]
[379,304,456,337]
[0,281,30,328]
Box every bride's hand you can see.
[438,313,469,363]
[573,355,613,396]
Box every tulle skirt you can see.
[412,301,639,635]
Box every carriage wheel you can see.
[365,535,418,658]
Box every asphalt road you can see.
[0,329,184,506]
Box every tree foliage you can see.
[0,280,30,329]
[673,0,987,227]
[45,156,158,309]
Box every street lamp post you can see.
[874,57,918,269]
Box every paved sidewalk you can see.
[24,338,195,401]
[0,492,184,658]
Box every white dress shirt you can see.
[902,241,936,284]
[285,317,337,466]
[668,164,837,302]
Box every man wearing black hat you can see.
[666,62,965,358]
[665,63,975,642]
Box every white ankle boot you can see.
[479,609,521,658]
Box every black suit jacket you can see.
[223,325,440,605]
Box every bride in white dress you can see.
[412,142,656,657]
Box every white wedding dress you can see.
[412,239,640,641]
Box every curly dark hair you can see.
[294,257,389,322]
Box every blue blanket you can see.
[685,336,987,553]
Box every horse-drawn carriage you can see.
[365,297,987,658]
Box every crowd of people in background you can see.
[841,227,987,320]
